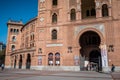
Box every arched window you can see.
[48,53,53,65]
[10,28,13,32]
[91,8,96,16]
[86,10,90,17]
[11,45,15,51]
[12,36,16,42]
[52,0,57,6]
[52,29,57,40]
[70,9,76,21]
[102,4,109,17]
[14,29,16,33]
[30,34,34,41]
[52,13,57,23]
[55,53,60,66]
[33,34,34,40]
[17,29,19,33]
[81,0,96,19]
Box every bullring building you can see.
[5,0,120,72]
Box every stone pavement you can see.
[0,69,119,80]
[111,72,120,80]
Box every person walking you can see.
[111,64,115,72]
[1,63,4,71]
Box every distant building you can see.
[0,42,6,65]
[0,43,2,51]
[5,0,120,72]
[0,42,6,51]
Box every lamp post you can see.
[108,45,114,52]
[68,46,72,53]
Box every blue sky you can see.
[0,0,38,44]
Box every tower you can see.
[5,20,23,68]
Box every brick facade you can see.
[5,0,120,72]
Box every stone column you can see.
[10,56,14,68]
[95,0,102,18]
[67,11,70,21]
[108,5,112,17]
[76,0,82,20]
[24,53,27,69]
[16,55,19,69]
[100,44,110,72]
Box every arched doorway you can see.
[79,31,102,71]
[26,54,31,69]
[89,50,102,71]
[14,56,17,69]
[19,55,22,69]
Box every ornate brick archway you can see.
[76,28,105,71]
[76,28,105,48]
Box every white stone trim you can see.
[46,43,63,47]
[5,66,11,69]
[31,66,80,71]
[5,65,120,72]
[75,24,105,36]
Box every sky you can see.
[0,0,38,44]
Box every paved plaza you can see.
[0,69,120,80]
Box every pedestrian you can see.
[111,64,115,72]
[1,63,4,71]
[87,63,90,71]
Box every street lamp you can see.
[38,48,42,54]
[108,45,114,52]
[68,46,72,53]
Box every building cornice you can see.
[7,20,23,26]
[21,17,37,31]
